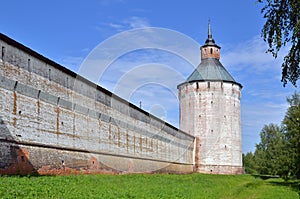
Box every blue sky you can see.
[1,0,299,153]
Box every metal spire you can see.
[205,19,215,45]
[208,19,212,38]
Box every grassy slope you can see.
[0,174,298,198]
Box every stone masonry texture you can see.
[0,34,194,175]
[178,81,243,174]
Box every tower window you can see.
[1,46,5,61]
[28,59,31,72]
[196,82,199,89]
[49,69,51,81]
[210,48,213,54]
[21,156,25,162]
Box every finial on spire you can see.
[208,19,212,38]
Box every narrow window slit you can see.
[49,68,51,81]
[28,58,31,72]
[1,46,5,61]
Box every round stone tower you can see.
[178,23,243,174]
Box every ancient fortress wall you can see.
[0,34,195,175]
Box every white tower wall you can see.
[178,81,243,174]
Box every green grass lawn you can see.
[0,174,298,198]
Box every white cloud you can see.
[123,16,150,29]
[81,48,90,53]
[108,23,125,30]
[221,35,291,79]
[100,16,151,33]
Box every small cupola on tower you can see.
[201,21,220,60]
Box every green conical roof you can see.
[186,58,236,82]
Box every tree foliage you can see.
[243,152,258,174]
[282,92,300,178]
[258,0,300,86]
[254,124,290,178]
[244,92,300,179]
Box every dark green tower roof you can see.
[186,58,236,82]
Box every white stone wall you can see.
[0,37,195,175]
[178,81,243,174]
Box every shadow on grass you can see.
[268,179,300,194]
[251,174,299,194]
[251,174,280,180]
[0,173,41,178]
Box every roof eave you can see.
[201,44,221,49]
[177,79,243,89]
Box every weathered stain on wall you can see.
[0,33,195,175]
